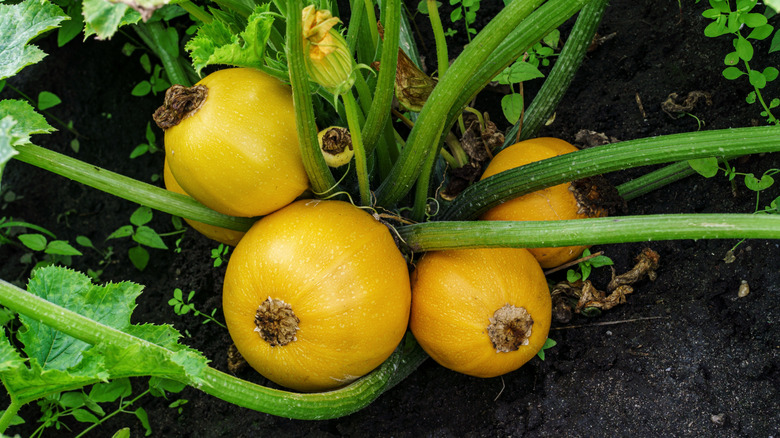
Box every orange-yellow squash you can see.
[160,68,309,217]
[410,247,551,378]
[222,199,411,392]
[480,137,603,268]
[162,159,245,247]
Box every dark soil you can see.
[2,0,779,436]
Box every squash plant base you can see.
[1,1,778,436]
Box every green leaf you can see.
[704,20,729,37]
[18,233,47,251]
[133,226,168,249]
[748,69,766,88]
[566,269,581,283]
[131,81,152,97]
[497,60,544,84]
[0,0,69,81]
[724,51,740,66]
[106,225,135,240]
[744,173,774,191]
[59,391,87,408]
[771,28,780,53]
[747,23,773,40]
[130,144,149,158]
[702,8,722,18]
[735,36,754,61]
[37,91,62,111]
[135,407,152,436]
[130,206,153,226]
[501,94,523,125]
[746,90,757,104]
[0,117,19,174]
[72,408,100,423]
[186,4,275,75]
[741,12,767,27]
[89,378,132,403]
[0,100,57,146]
[45,240,83,256]
[82,0,141,40]
[763,67,779,82]
[19,267,144,371]
[767,0,780,13]
[722,66,745,79]
[710,0,731,13]
[589,255,614,268]
[57,2,84,47]
[128,245,149,271]
[112,427,132,438]
[688,157,720,178]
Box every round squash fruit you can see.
[410,247,551,378]
[154,68,309,217]
[162,159,245,247]
[480,137,605,268]
[222,199,411,392]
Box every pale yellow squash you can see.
[161,68,309,217]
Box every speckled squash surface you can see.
[222,200,411,392]
[163,68,309,217]
[410,247,551,378]
[480,137,600,268]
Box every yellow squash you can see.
[410,247,551,378]
[480,137,603,268]
[159,68,309,217]
[162,159,245,246]
[222,200,411,392]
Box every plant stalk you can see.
[441,126,780,221]
[374,0,546,207]
[0,278,425,420]
[11,144,254,231]
[426,0,449,79]
[362,0,400,156]
[398,214,780,252]
[507,0,609,145]
[342,91,372,205]
[286,0,339,195]
[0,397,22,434]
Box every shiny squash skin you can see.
[480,137,596,268]
[162,159,245,246]
[164,68,309,217]
[410,247,551,378]
[222,200,411,392]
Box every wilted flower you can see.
[301,5,355,95]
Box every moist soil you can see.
[2,1,779,436]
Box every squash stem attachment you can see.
[152,84,208,130]
[255,297,300,347]
[488,304,533,353]
[342,91,372,206]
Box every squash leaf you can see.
[0,266,209,404]
[82,0,142,40]
[0,100,57,146]
[0,0,69,81]
[0,100,55,188]
[186,4,274,75]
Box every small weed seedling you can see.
[211,243,230,267]
[26,377,186,438]
[106,206,183,271]
[689,156,779,259]
[536,338,557,360]
[169,288,227,330]
[702,0,780,124]
[494,30,560,125]
[129,122,160,159]
[0,217,82,272]
[566,249,614,283]
[131,54,171,97]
